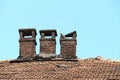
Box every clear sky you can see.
[0,0,120,60]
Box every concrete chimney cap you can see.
[19,28,37,36]
[64,31,77,37]
[39,29,57,36]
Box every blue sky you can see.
[0,0,120,60]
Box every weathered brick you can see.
[39,30,57,54]
[60,31,77,59]
[18,28,37,59]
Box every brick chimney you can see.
[60,31,77,59]
[39,29,57,55]
[18,28,37,59]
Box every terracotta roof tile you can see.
[0,59,120,79]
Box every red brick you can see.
[18,29,37,59]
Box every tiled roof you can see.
[0,59,120,80]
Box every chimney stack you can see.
[39,29,57,55]
[18,28,37,59]
[60,31,77,59]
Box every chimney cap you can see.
[65,31,77,37]
[39,29,57,36]
[19,28,37,36]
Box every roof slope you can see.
[0,59,120,80]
